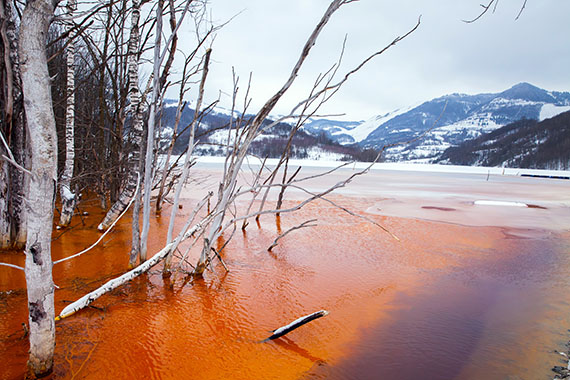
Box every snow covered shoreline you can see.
[193,155,570,178]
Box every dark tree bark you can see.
[0,0,27,249]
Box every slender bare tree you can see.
[140,0,196,260]
[58,0,78,227]
[163,48,211,272]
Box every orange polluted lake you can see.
[1,164,570,380]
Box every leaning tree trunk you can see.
[19,0,59,375]
[98,0,143,232]
[58,0,77,227]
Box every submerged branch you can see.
[268,219,317,251]
[0,262,25,271]
[262,310,329,342]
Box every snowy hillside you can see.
[158,105,367,161]
[437,111,570,170]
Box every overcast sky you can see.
[180,0,570,121]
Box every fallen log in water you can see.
[55,220,205,320]
[262,310,329,342]
[55,244,174,320]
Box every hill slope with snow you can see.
[437,110,570,170]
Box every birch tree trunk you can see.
[58,0,77,227]
[126,0,144,263]
[19,0,59,375]
[98,0,143,232]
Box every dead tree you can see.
[0,0,28,249]
[164,48,212,272]
[155,21,216,214]
[140,0,195,260]
[194,1,419,275]
[58,0,78,227]
[49,0,417,332]
[194,0,355,275]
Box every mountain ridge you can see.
[302,82,570,162]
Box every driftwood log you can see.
[262,310,329,342]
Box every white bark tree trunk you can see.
[98,0,143,232]
[19,0,59,375]
[140,0,163,261]
[58,0,77,227]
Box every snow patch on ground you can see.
[485,97,539,109]
[441,113,502,132]
[207,130,234,145]
[304,147,346,161]
[539,104,570,121]
[474,200,528,207]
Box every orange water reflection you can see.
[1,195,569,379]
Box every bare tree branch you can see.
[463,0,497,23]
[268,219,317,251]
[515,0,527,20]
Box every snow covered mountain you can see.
[302,83,570,162]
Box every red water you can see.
[1,181,570,379]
